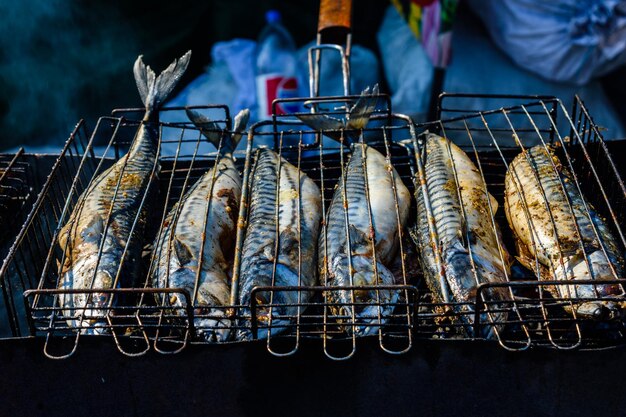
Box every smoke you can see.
[0,0,140,151]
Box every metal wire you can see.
[415,95,626,350]
[2,95,624,358]
[235,98,418,359]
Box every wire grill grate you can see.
[2,95,624,358]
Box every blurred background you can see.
[1,0,625,151]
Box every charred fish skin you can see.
[150,109,248,343]
[321,142,411,336]
[237,148,322,340]
[412,133,512,339]
[504,144,625,319]
[57,51,191,333]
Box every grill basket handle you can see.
[317,0,352,44]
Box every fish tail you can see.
[134,50,191,113]
[346,84,379,131]
[295,84,380,145]
[186,108,250,155]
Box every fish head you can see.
[59,253,117,333]
[237,263,303,340]
[329,255,397,299]
[241,262,301,307]
[191,275,232,342]
[575,301,623,320]
[554,250,625,308]
[327,254,399,334]
[194,313,231,343]
[160,265,198,310]
[235,317,292,341]
[440,242,476,295]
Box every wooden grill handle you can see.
[317,0,352,43]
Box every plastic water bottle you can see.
[255,10,300,118]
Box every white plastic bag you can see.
[466,0,626,85]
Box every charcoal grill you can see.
[0,92,620,360]
[0,3,625,417]
[2,0,625,359]
[0,146,47,335]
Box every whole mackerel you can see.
[57,51,191,333]
[236,149,322,340]
[150,109,248,342]
[504,144,625,319]
[298,86,411,336]
[412,133,512,339]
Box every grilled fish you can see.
[150,108,248,342]
[237,149,322,340]
[298,86,411,336]
[57,51,191,333]
[412,133,512,339]
[504,144,625,319]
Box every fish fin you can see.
[57,223,69,251]
[186,108,249,154]
[349,224,373,247]
[467,285,479,301]
[185,109,223,149]
[262,243,275,263]
[374,261,397,286]
[134,50,191,111]
[80,214,105,244]
[277,228,301,267]
[295,113,345,142]
[514,256,532,272]
[278,228,299,254]
[231,108,250,149]
[408,223,420,247]
[173,237,194,266]
[449,237,469,255]
[457,218,468,249]
[513,238,535,272]
[488,192,499,214]
[346,84,379,131]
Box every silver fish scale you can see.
[150,153,240,342]
[320,143,410,335]
[239,150,285,290]
[151,156,239,301]
[323,145,376,281]
[414,134,510,338]
[323,144,409,271]
[505,145,625,304]
[508,146,620,261]
[57,124,159,331]
[415,137,474,301]
[421,147,462,247]
[60,125,158,283]
[56,51,191,334]
[238,148,320,311]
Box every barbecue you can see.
[0,0,622,367]
[0,89,615,360]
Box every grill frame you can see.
[2,94,624,358]
[231,98,421,359]
[0,148,36,259]
[411,94,626,351]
